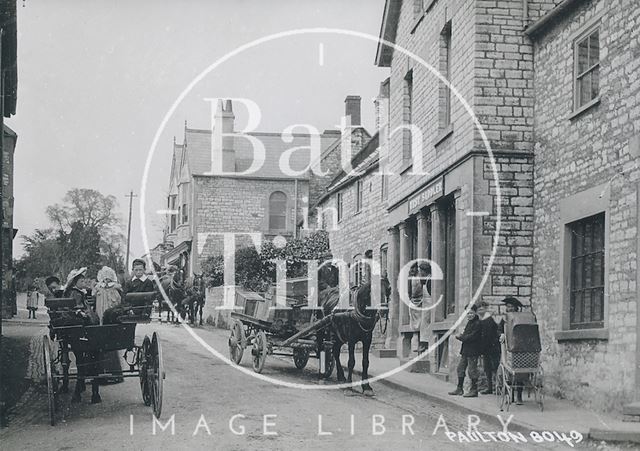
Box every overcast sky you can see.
[10,0,388,262]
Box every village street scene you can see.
[1,0,640,450]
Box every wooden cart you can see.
[227,283,334,377]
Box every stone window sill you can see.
[434,124,454,147]
[568,97,601,121]
[399,161,413,175]
[554,328,609,342]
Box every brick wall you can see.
[531,0,640,412]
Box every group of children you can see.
[450,296,524,403]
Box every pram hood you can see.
[505,311,542,353]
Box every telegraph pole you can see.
[124,190,137,274]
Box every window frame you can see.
[337,191,344,223]
[182,203,188,224]
[573,24,600,112]
[555,183,610,341]
[402,69,414,166]
[568,213,605,330]
[268,191,288,232]
[355,179,363,213]
[440,21,452,130]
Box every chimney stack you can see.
[344,95,361,126]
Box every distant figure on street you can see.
[449,304,482,398]
[26,284,40,319]
[477,301,500,395]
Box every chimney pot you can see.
[344,95,361,126]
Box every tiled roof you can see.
[181,128,341,179]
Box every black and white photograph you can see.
[0,0,639,449]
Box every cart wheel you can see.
[534,366,544,412]
[252,330,268,373]
[319,350,334,379]
[149,332,164,418]
[139,336,152,407]
[293,348,309,370]
[228,320,245,364]
[43,335,57,426]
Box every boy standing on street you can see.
[449,304,482,397]
[477,301,500,394]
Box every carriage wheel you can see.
[252,330,268,373]
[228,320,245,364]
[139,336,152,407]
[534,366,544,412]
[149,332,164,418]
[43,335,57,426]
[293,348,309,370]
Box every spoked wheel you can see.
[252,330,268,373]
[149,332,164,418]
[496,364,511,411]
[228,320,245,364]
[533,366,544,411]
[318,349,334,379]
[293,348,309,370]
[139,336,152,406]
[43,335,57,426]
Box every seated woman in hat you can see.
[63,268,102,403]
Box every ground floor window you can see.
[436,333,449,373]
[568,212,605,329]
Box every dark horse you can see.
[158,269,187,323]
[183,273,206,326]
[320,278,391,395]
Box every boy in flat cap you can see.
[449,304,482,397]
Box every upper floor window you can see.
[574,27,600,110]
[337,192,344,223]
[356,179,363,212]
[381,174,388,201]
[439,21,452,129]
[169,195,177,232]
[182,203,188,224]
[568,212,605,329]
[268,191,287,230]
[402,70,413,165]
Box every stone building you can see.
[376,0,537,376]
[0,0,18,325]
[526,0,640,414]
[162,98,363,278]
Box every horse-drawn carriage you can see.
[43,292,165,425]
[227,279,335,377]
[495,310,544,411]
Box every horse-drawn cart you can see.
[227,285,335,377]
[44,292,165,425]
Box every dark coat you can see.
[123,277,156,296]
[480,316,500,356]
[457,315,482,357]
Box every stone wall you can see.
[318,165,389,347]
[531,0,640,412]
[192,176,309,269]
